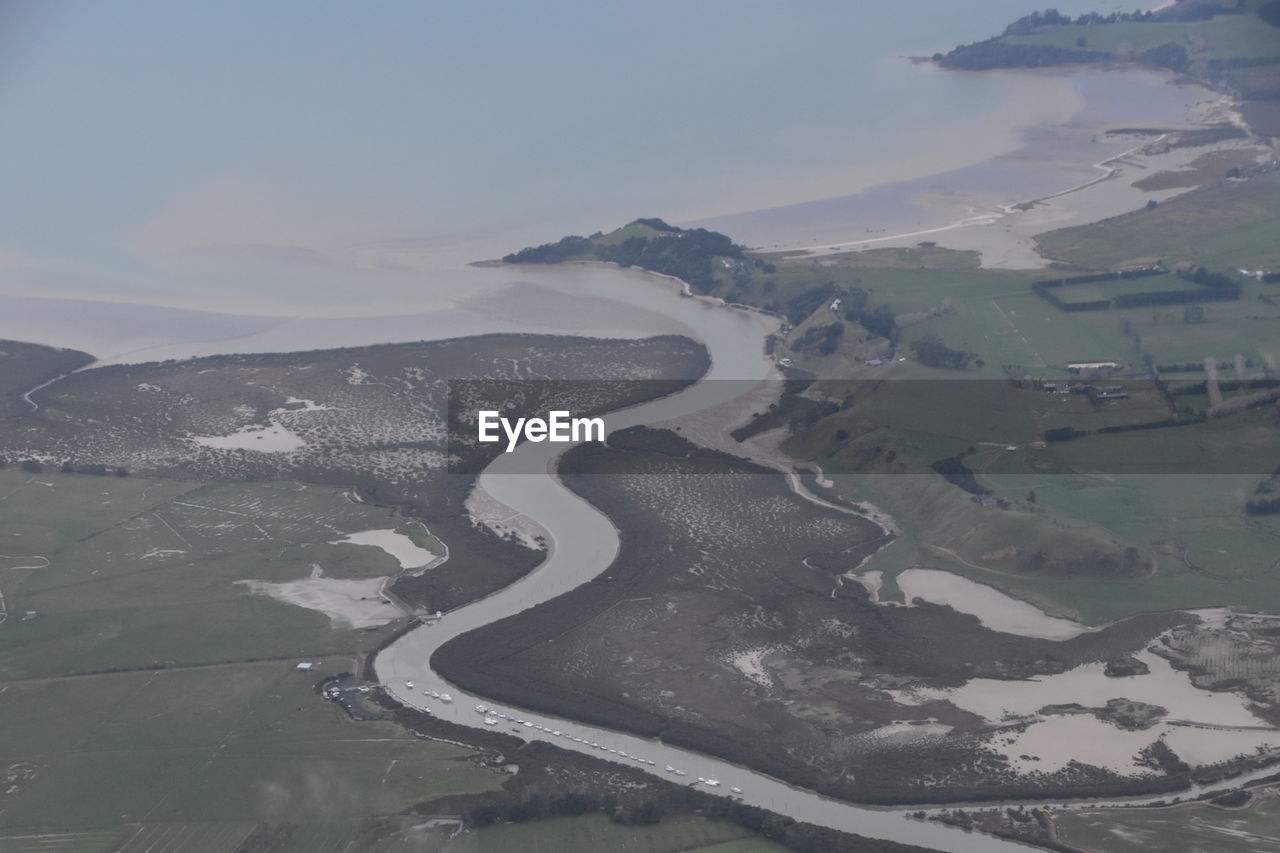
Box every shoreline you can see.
[695,66,1269,269]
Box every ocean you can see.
[0,0,1194,333]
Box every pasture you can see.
[1054,793,1280,853]
[1036,171,1280,271]
[0,470,426,679]
[0,664,501,849]
[446,814,785,853]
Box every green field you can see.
[1003,10,1280,61]
[1036,171,1280,272]
[446,814,785,853]
[0,664,501,847]
[795,391,1280,624]
[1055,794,1280,853]
[0,470,427,679]
[0,468,791,851]
[1047,273,1203,305]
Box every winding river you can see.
[372,268,1274,852]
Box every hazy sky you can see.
[0,0,1144,303]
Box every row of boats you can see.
[473,704,743,795]
[405,681,452,703]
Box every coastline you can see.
[694,66,1271,269]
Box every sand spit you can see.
[466,484,549,551]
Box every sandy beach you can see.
[696,67,1271,270]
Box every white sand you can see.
[895,568,1092,640]
[332,528,440,571]
[236,574,401,628]
[190,423,307,453]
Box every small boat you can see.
[523,721,533,727]
[428,690,439,699]
[439,694,452,703]
[664,765,675,773]
[475,705,489,714]
[674,770,687,777]
[552,731,562,737]
[405,681,414,689]
[483,717,498,726]
[705,779,721,787]
[646,760,656,766]
[731,786,743,794]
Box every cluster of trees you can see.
[595,227,744,294]
[938,3,1245,71]
[911,334,974,370]
[790,322,844,357]
[1246,469,1280,514]
[1000,3,1234,35]
[1020,545,1148,579]
[937,41,1107,70]
[1139,740,1191,774]
[1044,427,1088,442]
[1096,414,1207,434]
[930,454,988,495]
[503,219,746,295]
[502,234,594,264]
[838,287,898,342]
[1000,8,1073,34]
[1033,267,1242,312]
[1245,496,1280,515]
[0,457,129,477]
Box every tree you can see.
[910,335,975,370]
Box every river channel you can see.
[373,266,1279,852]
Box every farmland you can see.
[0,663,502,850]
[1054,792,1280,853]
[0,468,795,851]
[446,814,785,853]
[1036,171,1280,271]
[0,469,423,679]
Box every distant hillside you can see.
[936,0,1280,133]
[503,218,749,294]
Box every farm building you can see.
[1067,361,1120,373]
